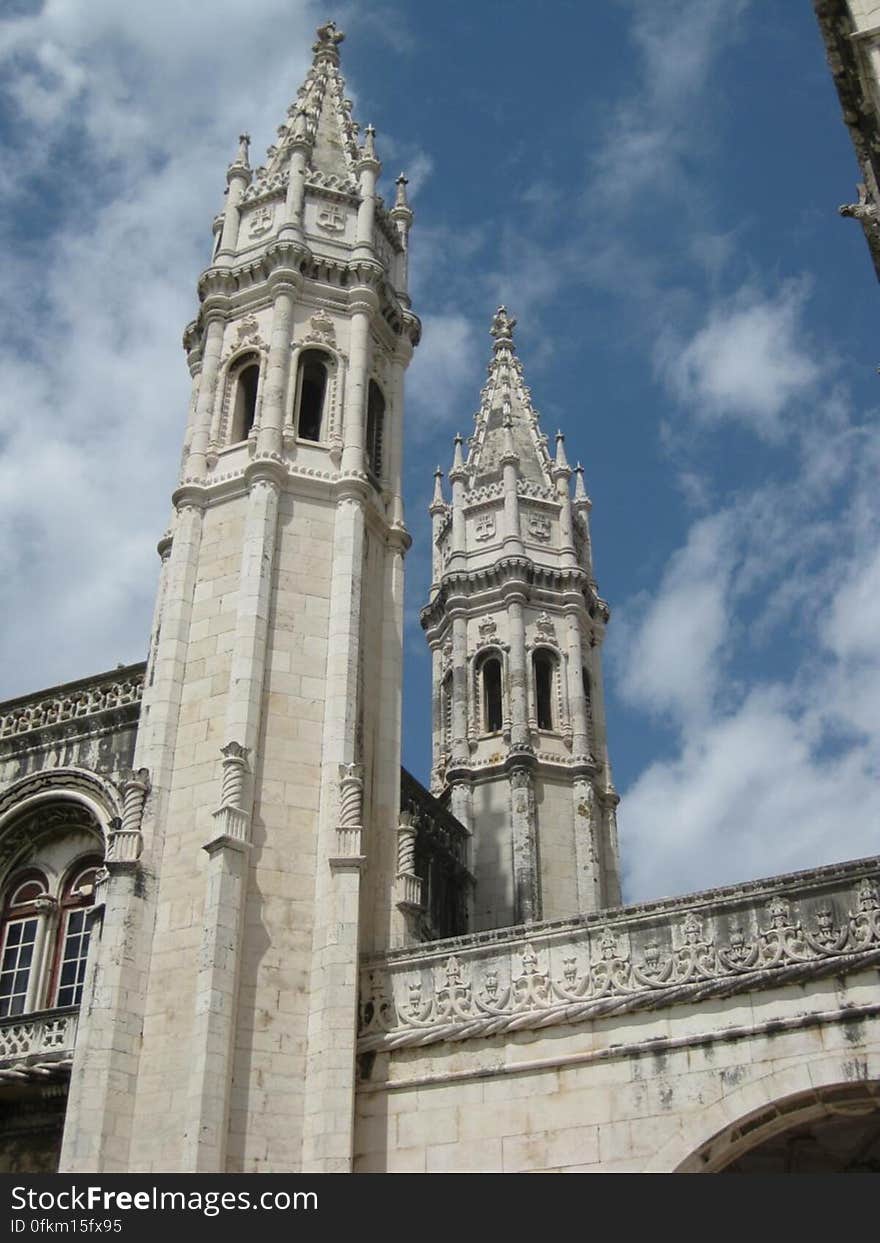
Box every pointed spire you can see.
[394,173,410,210]
[254,21,361,188]
[574,463,591,506]
[362,124,377,160]
[451,434,466,475]
[430,466,446,511]
[554,431,570,473]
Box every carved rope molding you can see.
[358,861,880,1052]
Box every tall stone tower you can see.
[421,309,620,931]
[60,22,419,1173]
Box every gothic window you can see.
[51,863,100,1009]
[479,654,503,734]
[230,355,260,442]
[295,349,330,441]
[366,380,385,478]
[534,650,556,731]
[0,873,48,1018]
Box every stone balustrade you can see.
[359,856,880,1051]
[0,1008,79,1069]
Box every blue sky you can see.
[0,1,877,902]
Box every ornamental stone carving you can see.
[248,203,275,237]
[358,862,880,1051]
[474,512,495,541]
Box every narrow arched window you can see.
[534,651,555,731]
[481,656,503,733]
[0,874,48,1018]
[366,380,385,478]
[52,863,100,1009]
[230,358,260,442]
[296,349,329,441]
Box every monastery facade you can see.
[0,19,878,1174]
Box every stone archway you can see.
[678,1081,880,1173]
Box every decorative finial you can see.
[236,133,251,166]
[574,462,588,502]
[452,434,465,472]
[362,123,377,160]
[395,173,409,208]
[490,306,517,349]
[313,21,345,62]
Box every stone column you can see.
[450,611,469,765]
[506,595,530,753]
[509,767,540,924]
[181,460,283,1171]
[386,350,410,527]
[565,610,591,760]
[302,487,367,1171]
[572,778,602,915]
[341,295,375,474]
[218,135,252,258]
[281,121,309,239]
[185,315,226,478]
[257,283,297,458]
[501,418,523,555]
[448,437,467,563]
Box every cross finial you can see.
[313,20,345,62]
[490,306,517,349]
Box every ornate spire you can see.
[430,466,446,511]
[464,307,553,488]
[249,21,362,192]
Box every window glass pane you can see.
[0,917,38,1017]
[56,909,91,1008]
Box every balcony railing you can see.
[0,1007,79,1079]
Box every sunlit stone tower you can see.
[422,309,620,930]
[60,22,419,1173]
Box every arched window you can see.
[534,650,556,731]
[230,356,260,442]
[366,380,385,478]
[480,655,503,734]
[295,349,329,441]
[0,873,48,1018]
[51,862,100,1009]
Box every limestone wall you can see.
[355,857,880,1171]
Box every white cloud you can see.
[615,397,880,901]
[657,282,822,437]
[591,0,749,204]
[0,1,323,697]
[615,512,732,726]
[405,312,482,437]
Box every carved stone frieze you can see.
[358,861,880,1051]
[0,669,145,741]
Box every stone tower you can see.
[421,309,620,931]
[60,22,419,1173]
